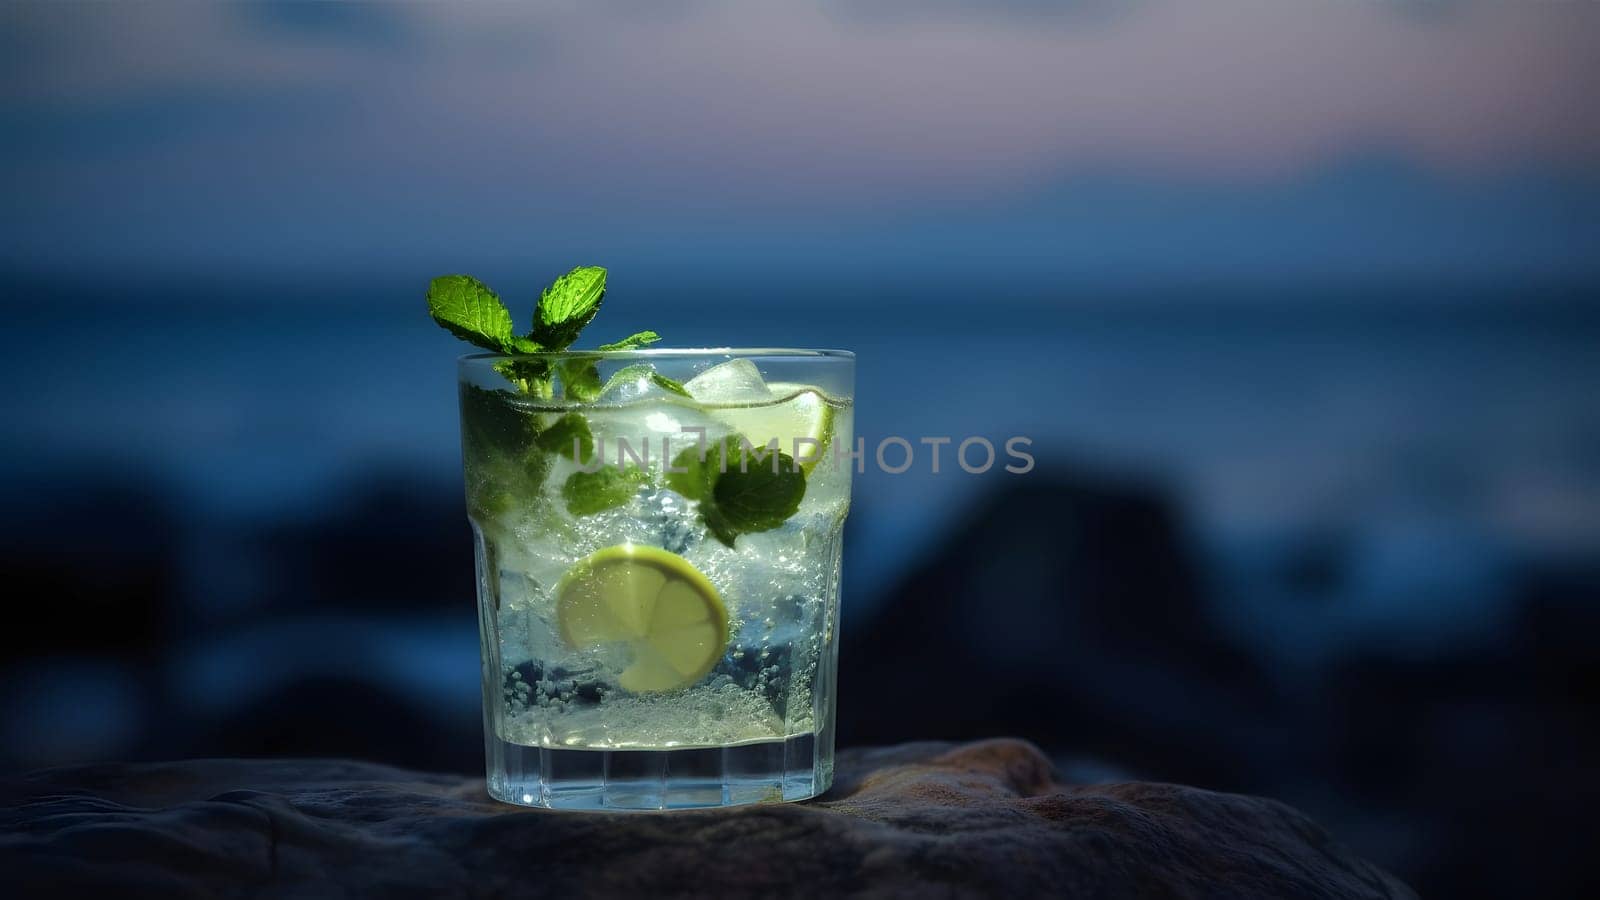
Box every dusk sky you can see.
[4,1,1599,287]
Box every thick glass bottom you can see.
[485,732,829,810]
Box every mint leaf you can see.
[597,363,690,400]
[559,356,603,401]
[466,459,518,521]
[701,503,740,548]
[598,331,660,351]
[460,384,536,460]
[428,275,522,352]
[598,362,650,397]
[712,447,805,537]
[534,265,606,349]
[468,452,552,520]
[459,385,551,518]
[535,413,594,463]
[666,438,807,547]
[667,441,723,501]
[562,465,648,516]
[651,373,691,398]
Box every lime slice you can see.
[765,383,836,470]
[556,544,729,693]
[711,383,835,473]
[683,362,837,473]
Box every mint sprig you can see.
[427,265,663,400]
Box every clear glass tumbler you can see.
[459,349,854,809]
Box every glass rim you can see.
[459,347,854,362]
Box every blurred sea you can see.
[6,278,1596,621]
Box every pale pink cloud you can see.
[6,0,1598,209]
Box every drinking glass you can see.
[459,349,854,809]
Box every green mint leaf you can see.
[598,364,691,401]
[562,464,648,517]
[460,385,535,460]
[667,440,724,501]
[534,265,606,349]
[467,452,552,521]
[428,275,520,352]
[558,356,604,401]
[465,461,517,521]
[666,438,807,547]
[701,503,740,548]
[459,386,551,518]
[597,331,660,351]
[535,413,595,463]
[710,446,806,537]
[651,373,691,398]
[539,266,607,326]
[600,363,653,397]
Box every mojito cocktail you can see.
[459,349,853,809]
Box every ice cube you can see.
[595,363,672,405]
[683,359,774,405]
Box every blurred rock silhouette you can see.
[0,472,178,662]
[0,739,1414,899]
[839,475,1279,789]
[249,469,471,616]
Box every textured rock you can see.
[0,739,1412,899]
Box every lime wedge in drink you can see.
[556,544,729,693]
[684,361,837,472]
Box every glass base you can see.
[485,732,829,810]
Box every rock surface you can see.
[1,739,1412,899]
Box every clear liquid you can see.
[467,388,852,808]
